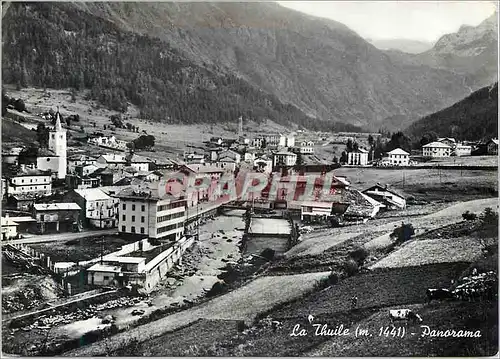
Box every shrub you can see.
[479,207,498,226]
[342,259,359,277]
[462,211,477,221]
[260,248,275,261]
[328,271,340,285]
[390,223,415,244]
[349,246,369,266]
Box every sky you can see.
[277,1,497,42]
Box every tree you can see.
[353,141,359,151]
[368,134,374,148]
[340,151,348,164]
[386,131,412,152]
[419,132,438,147]
[333,155,338,164]
[36,123,49,148]
[296,153,304,166]
[390,223,415,244]
[346,138,354,152]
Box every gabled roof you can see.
[388,148,410,156]
[438,137,456,143]
[422,141,452,149]
[362,184,405,199]
[488,139,499,145]
[34,203,81,211]
[274,151,296,156]
[74,188,111,201]
[100,154,126,163]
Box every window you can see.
[132,215,135,222]
[141,216,145,223]
[140,227,145,234]
[52,134,55,139]
[121,226,126,232]
[132,204,136,211]
[122,203,126,210]
[122,215,126,221]
[141,205,145,211]
[131,226,136,233]
[103,276,109,281]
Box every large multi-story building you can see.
[67,188,119,228]
[422,141,452,158]
[116,187,187,242]
[7,168,52,195]
[387,148,410,166]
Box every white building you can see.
[116,187,187,241]
[362,184,406,209]
[7,168,52,195]
[254,156,273,173]
[218,149,241,163]
[346,148,369,166]
[273,151,297,167]
[37,112,67,179]
[125,153,150,172]
[437,138,456,148]
[1,215,19,240]
[68,154,97,174]
[454,144,472,156]
[71,188,119,228]
[387,148,410,166]
[97,154,127,168]
[422,142,452,158]
[293,141,315,154]
[88,135,127,150]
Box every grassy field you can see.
[308,301,498,357]
[334,167,497,202]
[370,237,483,269]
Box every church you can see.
[37,111,67,179]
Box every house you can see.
[486,139,498,155]
[217,157,237,172]
[250,137,264,148]
[437,138,456,148]
[362,184,406,210]
[454,144,472,157]
[422,142,452,158]
[273,151,297,167]
[96,154,127,168]
[1,215,19,240]
[184,152,205,164]
[88,135,127,150]
[254,156,273,174]
[2,147,23,165]
[292,141,315,154]
[75,164,101,177]
[7,193,41,211]
[116,186,187,241]
[265,133,283,147]
[243,151,256,163]
[7,168,52,195]
[67,154,97,174]
[300,201,337,223]
[283,134,295,148]
[33,203,82,233]
[125,153,151,172]
[387,148,410,166]
[67,188,119,228]
[65,174,101,190]
[87,236,194,292]
[346,148,369,166]
[218,149,241,163]
[210,137,223,145]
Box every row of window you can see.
[157,222,183,234]
[122,203,146,212]
[157,211,185,223]
[122,215,145,223]
[14,185,49,191]
[158,201,185,212]
[121,225,146,234]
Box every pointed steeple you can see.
[55,106,62,131]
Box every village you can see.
[1,95,498,356]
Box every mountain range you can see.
[2,2,498,131]
[368,38,434,54]
[406,82,498,142]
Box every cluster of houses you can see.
[341,136,498,168]
[1,110,496,293]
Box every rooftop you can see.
[1,217,19,226]
[422,141,452,149]
[388,148,410,155]
[74,188,111,201]
[34,203,82,211]
[100,154,126,163]
[87,263,122,273]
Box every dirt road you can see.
[4,229,116,245]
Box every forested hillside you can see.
[406,83,498,141]
[2,2,363,132]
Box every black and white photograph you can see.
[1,0,498,356]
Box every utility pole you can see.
[100,203,103,264]
[402,171,405,188]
